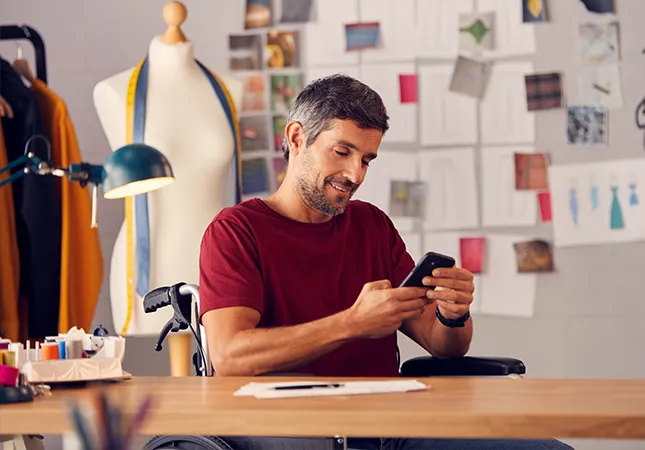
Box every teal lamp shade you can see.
[102,143,174,199]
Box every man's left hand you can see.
[422,267,474,320]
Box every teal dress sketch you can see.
[610,185,625,229]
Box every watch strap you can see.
[435,306,470,328]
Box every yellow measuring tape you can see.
[120,57,146,337]
[119,58,242,337]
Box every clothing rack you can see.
[0,25,47,83]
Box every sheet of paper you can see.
[418,65,478,146]
[449,56,492,99]
[279,0,313,23]
[424,232,482,313]
[514,152,549,190]
[359,0,418,62]
[548,158,645,247]
[460,237,485,273]
[538,191,552,222]
[478,234,537,318]
[481,146,538,227]
[399,74,418,103]
[476,0,536,57]
[579,0,615,14]
[579,65,623,109]
[579,22,620,64]
[354,150,418,232]
[399,232,423,262]
[566,106,607,146]
[522,0,548,22]
[480,62,535,144]
[459,11,496,52]
[417,0,475,59]
[303,0,359,67]
[525,72,563,111]
[514,239,554,272]
[345,22,381,51]
[358,63,417,143]
[305,66,361,85]
[419,148,479,230]
[234,380,428,398]
[244,0,272,29]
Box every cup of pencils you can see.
[68,389,154,450]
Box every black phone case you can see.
[399,252,455,288]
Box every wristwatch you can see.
[435,305,470,328]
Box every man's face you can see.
[294,119,383,216]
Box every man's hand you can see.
[345,280,430,339]
[422,267,474,319]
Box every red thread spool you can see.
[41,342,60,360]
[0,364,19,386]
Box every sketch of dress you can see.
[569,186,578,225]
[610,185,625,229]
[590,183,599,210]
[629,182,638,206]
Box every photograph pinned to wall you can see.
[514,240,554,273]
[245,0,272,29]
[578,0,614,13]
[399,74,418,104]
[229,35,263,71]
[280,0,313,23]
[460,237,485,274]
[240,116,270,152]
[567,106,607,146]
[522,0,547,22]
[265,30,299,69]
[579,22,620,64]
[241,74,266,112]
[242,157,270,195]
[458,12,495,52]
[345,22,381,51]
[537,191,552,222]
[271,74,302,115]
[579,65,623,109]
[524,72,563,111]
[449,56,492,100]
[272,116,286,152]
[514,152,550,190]
[390,180,425,218]
[272,157,287,190]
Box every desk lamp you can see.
[0,134,174,226]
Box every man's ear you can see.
[285,121,304,157]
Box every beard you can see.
[296,173,358,216]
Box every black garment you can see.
[0,58,61,339]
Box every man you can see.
[199,74,571,450]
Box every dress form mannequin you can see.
[93,1,242,376]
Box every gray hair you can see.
[281,74,389,162]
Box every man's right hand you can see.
[344,280,430,339]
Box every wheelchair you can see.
[140,283,526,450]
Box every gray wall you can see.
[2,1,645,449]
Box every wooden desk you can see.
[1,376,644,440]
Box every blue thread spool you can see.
[58,340,67,360]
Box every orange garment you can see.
[30,79,103,334]
[0,121,20,341]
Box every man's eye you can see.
[362,160,370,167]
[335,151,348,157]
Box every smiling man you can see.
[198,74,571,450]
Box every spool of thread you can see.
[1,350,16,367]
[0,364,19,386]
[41,342,59,360]
[0,339,10,350]
[65,339,83,359]
[57,340,67,360]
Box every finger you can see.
[391,287,431,301]
[423,276,474,293]
[427,289,472,305]
[399,307,425,321]
[431,267,473,281]
[397,297,427,312]
[436,301,470,318]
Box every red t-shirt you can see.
[199,198,415,377]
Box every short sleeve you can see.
[198,217,264,322]
[370,204,416,287]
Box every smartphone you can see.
[399,252,456,289]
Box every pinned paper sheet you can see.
[424,232,482,313]
[449,56,492,100]
[234,380,429,399]
[345,22,380,51]
[567,106,607,146]
[514,152,549,190]
[579,65,623,109]
[419,148,479,231]
[538,191,552,222]
[514,240,554,273]
[548,158,645,247]
[480,62,535,144]
[303,0,359,67]
[354,150,417,232]
[477,0,536,57]
[417,0,475,58]
[359,0,418,62]
[579,0,615,14]
[478,234,538,318]
[458,12,496,52]
[399,74,418,104]
[524,73,563,111]
[460,237,485,273]
[359,63,417,143]
[482,146,537,227]
[522,0,548,22]
[579,22,620,64]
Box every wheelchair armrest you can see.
[399,356,526,377]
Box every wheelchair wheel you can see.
[141,435,234,450]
